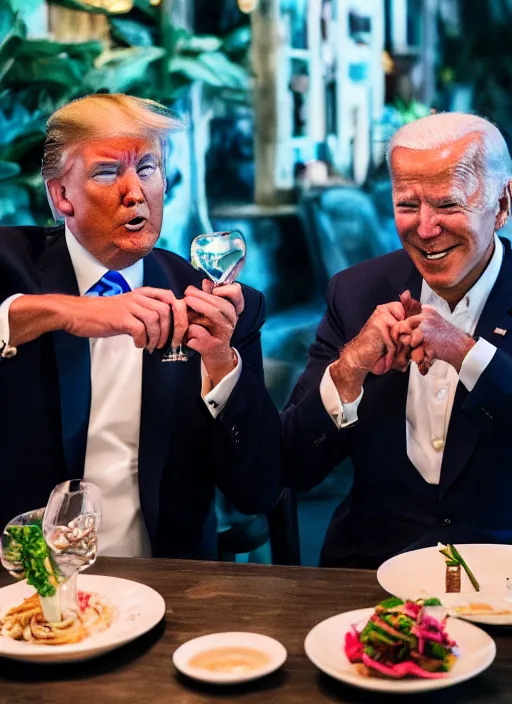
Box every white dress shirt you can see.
[0,226,242,555]
[321,234,503,484]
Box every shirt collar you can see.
[65,224,144,295]
[420,233,504,324]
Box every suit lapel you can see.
[398,265,422,303]
[361,257,431,494]
[386,250,423,303]
[360,366,429,496]
[440,238,512,496]
[38,231,91,480]
[138,251,190,542]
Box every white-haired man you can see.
[0,93,281,559]
[283,112,512,567]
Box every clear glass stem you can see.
[60,571,79,613]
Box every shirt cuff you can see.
[459,337,497,392]
[0,294,24,347]
[201,348,242,418]
[320,363,363,428]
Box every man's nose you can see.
[121,171,144,206]
[417,205,442,239]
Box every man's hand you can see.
[184,279,244,386]
[393,305,476,375]
[330,301,407,402]
[392,289,422,369]
[400,289,422,317]
[65,287,189,353]
[8,288,188,353]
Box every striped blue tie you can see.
[85,271,131,297]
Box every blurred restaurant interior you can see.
[1,0,511,567]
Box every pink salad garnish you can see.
[344,597,457,679]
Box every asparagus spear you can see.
[438,543,480,591]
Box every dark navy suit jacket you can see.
[0,226,281,558]
[283,238,512,568]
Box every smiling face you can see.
[391,135,508,306]
[48,135,164,269]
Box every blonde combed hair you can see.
[42,93,185,182]
[387,112,512,206]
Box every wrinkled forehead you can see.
[390,134,484,197]
[62,134,163,174]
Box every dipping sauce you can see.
[188,646,271,674]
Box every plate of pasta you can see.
[0,575,166,663]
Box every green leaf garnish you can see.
[378,596,404,609]
[6,525,56,597]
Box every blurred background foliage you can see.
[437,0,512,146]
[0,0,251,226]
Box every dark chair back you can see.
[267,488,301,566]
[217,489,301,566]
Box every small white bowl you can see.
[172,631,287,684]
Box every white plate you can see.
[304,608,496,694]
[377,544,512,625]
[173,631,287,684]
[0,575,166,663]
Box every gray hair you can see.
[387,112,512,207]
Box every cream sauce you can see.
[189,646,270,674]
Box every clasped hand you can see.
[66,280,244,382]
[338,290,475,379]
[391,297,475,375]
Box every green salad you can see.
[345,597,458,679]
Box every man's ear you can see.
[495,180,512,231]
[47,179,74,217]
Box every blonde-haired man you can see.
[0,94,281,559]
[283,112,512,567]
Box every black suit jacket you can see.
[0,226,282,558]
[283,238,512,568]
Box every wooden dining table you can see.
[0,557,511,703]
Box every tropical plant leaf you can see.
[0,160,20,180]
[176,33,222,54]
[0,4,17,43]
[222,25,251,55]
[16,38,103,60]
[0,183,36,226]
[169,55,225,87]
[0,1,248,226]
[0,131,45,163]
[110,17,156,47]
[85,46,164,93]
[169,52,248,89]
[15,171,45,190]
[196,51,248,88]
[5,0,45,12]
[132,0,159,20]
[3,39,103,91]
[0,14,26,83]
[0,102,46,145]
[47,0,133,15]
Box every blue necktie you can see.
[85,270,131,297]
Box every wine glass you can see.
[161,305,190,362]
[162,230,247,362]
[42,480,102,611]
[190,230,246,286]
[43,479,101,577]
[0,481,101,621]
